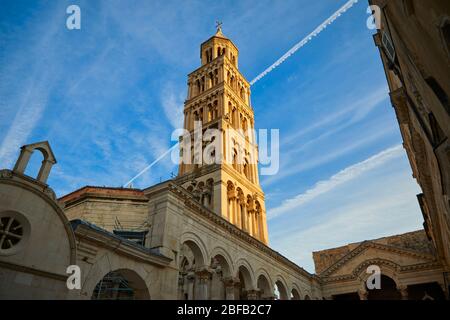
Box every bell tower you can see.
[176,25,268,244]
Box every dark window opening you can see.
[425,77,450,115]
[428,113,446,146]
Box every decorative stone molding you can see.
[0,169,13,179]
[319,240,437,278]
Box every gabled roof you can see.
[318,240,438,278]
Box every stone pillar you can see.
[196,269,212,300]
[241,202,247,232]
[219,65,224,83]
[188,82,192,99]
[37,159,54,184]
[358,289,368,300]
[247,210,254,236]
[398,285,409,300]
[223,277,240,300]
[13,147,33,174]
[210,268,225,300]
[186,271,195,300]
[236,199,241,228]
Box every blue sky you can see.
[0,0,424,272]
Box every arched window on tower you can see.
[195,79,201,95]
[232,149,238,171]
[243,159,251,181]
[214,69,219,85]
[208,104,213,122]
[213,101,218,119]
[231,108,237,128]
[425,77,450,114]
[201,76,205,92]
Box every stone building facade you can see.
[369,0,450,276]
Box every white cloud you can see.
[268,154,423,273]
[268,145,405,219]
[161,84,185,129]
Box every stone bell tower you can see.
[176,25,268,244]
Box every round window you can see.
[0,212,30,255]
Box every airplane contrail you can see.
[250,0,359,85]
[123,143,179,188]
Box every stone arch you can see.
[91,268,150,300]
[209,248,233,300]
[290,283,302,300]
[13,141,57,184]
[256,268,273,299]
[354,258,401,288]
[235,258,255,290]
[274,275,289,300]
[180,232,208,268]
[210,246,234,277]
[81,253,151,299]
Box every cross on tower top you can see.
[215,21,223,33]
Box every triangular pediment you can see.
[320,241,437,278]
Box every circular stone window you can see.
[0,211,30,256]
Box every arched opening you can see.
[243,159,250,181]
[13,142,56,184]
[304,295,311,300]
[232,149,238,171]
[231,107,237,127]
[407,282,445,300]
[91,269,150,300]
[274,280,288,300]
[237,265,253,300]
[227,181,235,222]
[23,150,44,180]
[291,288,301,300]
[367,275,401,300]
[177,240,207,300]
[210,254,231,300]
[257,274,272,300]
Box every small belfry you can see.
[176,25,269,244]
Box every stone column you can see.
[230,196,236,225]
[186,271,195,300]
[247,209,254,236]
[188,82,192,99]
[196,269,212,300]
[236,199,241,228]
[241,202,247,232]
[358,289,368,300]
[398,285,409,300]
[13,147,33,174]
[223,277,240,300]
[37,158,55,184]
